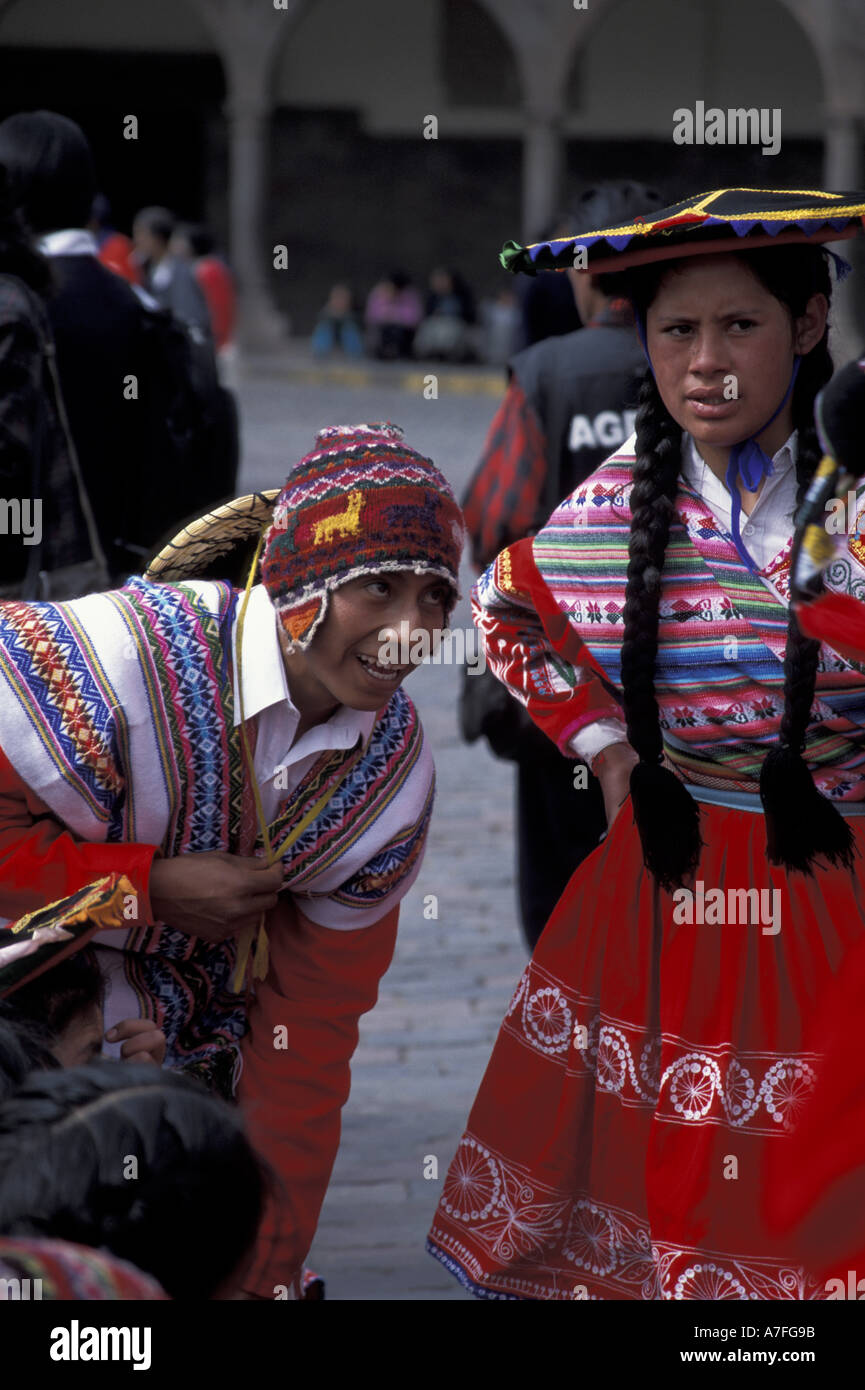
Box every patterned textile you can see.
[0,1236,166,1299]
[501,187,865,278]
[261,422,465,647]
[474,439,865,798]
[0,577,434,1095]
[428,796,865,1300]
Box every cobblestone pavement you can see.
[236,358,528,1299]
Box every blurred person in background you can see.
[364,270,423,359]
[413,265,478,362]
[0,113,209,578]
[515,211,582,350]
[312,282,364,359]
[88,192,140,286]
[461,182,664,951]
[478,285,520,366]
[0,160,105,600]
[132,204,212,338]
[169,222,236,352]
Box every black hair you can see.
[133,205,175,244]
[614,243,852,887]
[10,946,104,1040]
[0,1004,59,1102]
[173,221,215,258]
[0,111,97,234]
[0,1063,267,1300]
[0,163,52,294]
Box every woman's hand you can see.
[107,1017,167,1065]
[594,743,639,829]
[149,852,284,942]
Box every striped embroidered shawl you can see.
[0,578,433,1089]
[531,438,865,799]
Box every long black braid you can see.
[617,244,853,888]
[622,372,703,889]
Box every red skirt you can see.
[427,796,865,1299]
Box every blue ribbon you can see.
[724,357,799,572]
[634,313,801,572]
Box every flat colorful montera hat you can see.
[261,422,466,649]
[501,187,865,277]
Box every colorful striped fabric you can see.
[475,437,865,799]
[0,1237,167,1300]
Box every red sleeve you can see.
[0,744,158,927]
[794,591,865,667]
[473,536,624,755]
[462,379,548,570]
[237,900,400,1296]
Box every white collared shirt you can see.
[571,431,798,769]
[232,584,375,825]
[680,430,798,577]
[38,228,99,257]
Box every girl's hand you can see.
[106,1018,167,1066]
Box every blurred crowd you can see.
[0,109,239,599]
[314,267,526,367]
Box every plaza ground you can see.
[236,352,527,1299]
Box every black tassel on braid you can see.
[760,343,856,874]
[623,372,704,890]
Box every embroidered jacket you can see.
[473,437,865,799]
[0,577,434,1291]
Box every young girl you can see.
[0,421,465,1297]
[8,944,166,1067]
[427,189,865,1299]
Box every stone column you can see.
[225,83,287,350]
[189,0,294,351]
[522,102,564,239]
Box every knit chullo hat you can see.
[261,422,466,649]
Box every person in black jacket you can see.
[0,111,226,582]
[462,181,665,951]
[0,163,103,598]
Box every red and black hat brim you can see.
[501,188,865,277]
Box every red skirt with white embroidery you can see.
[427,797,865,1300]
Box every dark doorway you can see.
[0,47,227,235]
